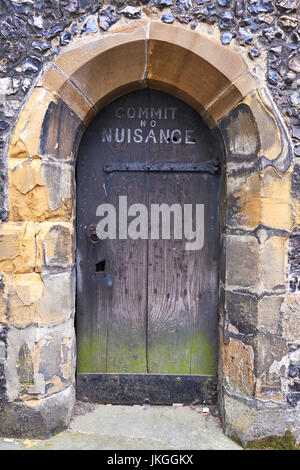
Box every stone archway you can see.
[1,21,295,441]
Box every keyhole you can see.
[95,260,106,272]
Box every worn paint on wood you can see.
[76,89,221,381]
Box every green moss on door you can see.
[77,329,216,375]
[148,331,217,375]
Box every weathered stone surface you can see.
[0,275,10,323]
[121,6,142,19]
[148,22,255,123]
[0,227,20,261]
[161,12,174,23]
[0,324,7,401]
[36,223,74,271]
[223,394,300,444]
[260,236,288,291]
[9,88,55,159]
[98,6,120,31]
[225,235,259,288]
[39,99,83,161]
[16,343,34,391]
[255,331,288,377]
[81,18,98,34]
[223,395,257,442]
[289,235,300,292]
[41,162,74,213]
[225,291,257,335]
[0,222,74,274]
[219,103,259,160]
[13,274,43,307]
[0,77,19,97]
[222,337,255,397]
[208,73,257,124]
[226,171,261,229]
[8,273,44,327]
[9,158,42,195]
[54,22,148,112]
[242,91,283,164]
[39,271,74,326]
[289,56,300,73]
[281,294,300,342]
[260,167,292,232]
[0,222,38,274]
[43,225,73,266]
[2,268,74,329]
[257,295,283,335]
[0,386,75,439]
[5,320,75,402]
[37,333,75,395]
[221,31,234,45]
[9,159,73,222]
[286,346,300,408]
[256,369,284,401]
[42,68,94,123]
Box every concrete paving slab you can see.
[0,403,242,450]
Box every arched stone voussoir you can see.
[42,22,149,120]
[41,66,96,125]
[40,21,258,127]
[147,22,257,125]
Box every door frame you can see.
[75,88,223,404]
[5,21,293,440]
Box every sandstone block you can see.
[0,222,38,274]
[225,290,257,335]
[257,295,283,335]
[0,385,75,438]
[39,98,83,161]
[36,222,74,271]
[42,67,94,123]
[7,273,44,327]
[219,103,259,160]
[225,235,259,288]
[260,236,288,291]
[261,167,292,232]
[243,90,282,162]
[222,337,255,397]
[9,159,73,222]
[54,23,148,112]
[281,293,300,343]
[226,171,261,230]
[148,22,255,123]
[254,331,287,378]
[37,334,75,394]
[39,271,74,326]
[9,88,55,159]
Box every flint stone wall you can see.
[0,0,299,443]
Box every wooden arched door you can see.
[76,89,221,404]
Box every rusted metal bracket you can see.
[103,161,220,175]
[76,373,217,405]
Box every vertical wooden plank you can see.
[146,90,220,375]
[147,173,219,374]
[104,172,148,373]
[76,91,149,373]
